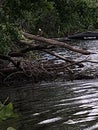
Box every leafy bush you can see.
[0,102,17,122]
[0,23,21,55]
[0,0,98,54]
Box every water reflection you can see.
[0,79,98,130]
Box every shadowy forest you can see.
[0,0,98,83]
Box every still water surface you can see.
[1,40,98,130]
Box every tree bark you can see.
[22,32,94,55]
[43,50,84,68]
[0,54,21,70]
[9,45,53,57]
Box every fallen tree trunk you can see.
[22,32,94,55]
[0,32,98,84]
[43,50,84,68]
[16,39,84,67]
[0,54,22,70]
[9,44,54,57]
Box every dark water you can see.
[1,80,98,130]
[0,40,98,130]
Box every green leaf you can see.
[0,102,18,121]
[7,127,16,130]
[0,102,4,110]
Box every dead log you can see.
[9,44,54,57]
[43,50,84,68]
[43,50,73,62]
[12,39,84,67]
[22,32,94,55]
[0,54,22,70]
[43,50,74,73]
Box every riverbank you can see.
[0,35,98,86]
[1,57,98,87]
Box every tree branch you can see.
[22,32,94,55]
[0,54,22,70]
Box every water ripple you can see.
[1,80,98,130]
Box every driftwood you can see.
[9,44,54,57]
[43,50,84,68]
[0,54,21,70]
[16,39,85,68]
[22,32,94,55]
[0,31,98,83]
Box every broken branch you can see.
[22,32,94,55]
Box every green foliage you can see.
[0,102,17,122]
[0,0,98,54]
[53,0,98,34]
[7,127,16,130]
[0,23,22,54]
[20,0,60,37]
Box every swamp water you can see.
[0,40,98,130]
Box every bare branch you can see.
[22,32,94,55]
[0,54,22,70]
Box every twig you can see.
[4,71,23,82]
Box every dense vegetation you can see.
[0,0,98,54]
